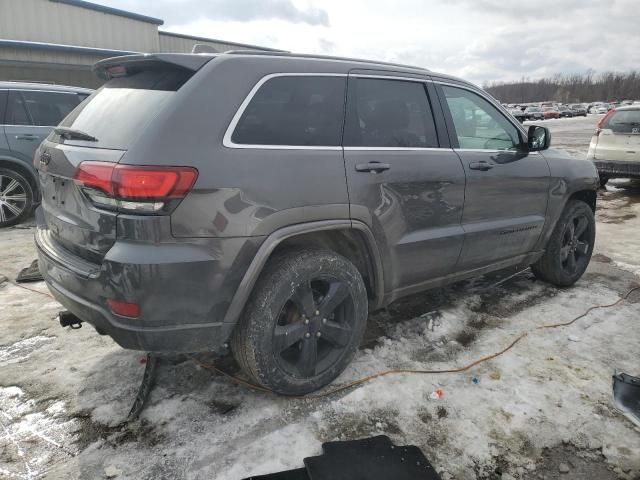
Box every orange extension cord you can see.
[192,285,640,399]
[5,275,639,400]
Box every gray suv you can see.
[0,82,92,227]
[35,52,599,394]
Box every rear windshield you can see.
[604,110,640,133]
[55,67,192,150]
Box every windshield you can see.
[55,67,192,150]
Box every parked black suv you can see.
[35,52,599,394]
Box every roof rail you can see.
[4,80,56,85]
[221,50,429,72]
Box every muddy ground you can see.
[1,115,640,479]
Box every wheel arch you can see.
[568,189,596,213]
[222,220,385,326]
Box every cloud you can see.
[109,0,329,26]
[104,0,639,84]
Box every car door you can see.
[343,74,467,297]
[0,89,8,152]
[435,83,550,270]
[5,89,85,162]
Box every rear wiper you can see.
[54,127,98,142]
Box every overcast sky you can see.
[107,0,640,85]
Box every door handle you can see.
[355,162,391,173]
[469,161,494,171]
[15,134,39,141]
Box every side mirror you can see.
[527,125,551,151]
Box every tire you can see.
[599,176,609,188]
[231,248,368,395]
[0,168,34,228]
[531,200,595,287]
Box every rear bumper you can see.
[594,160,640,179]
[35,221,261,352]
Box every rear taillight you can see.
[596,109,615,135]
[73,161,197,213]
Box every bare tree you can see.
[485,71,640,103]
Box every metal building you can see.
[0,0,279,88]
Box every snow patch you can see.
[0,336,55,365]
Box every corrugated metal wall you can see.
[158,33,257,54]
[0,0,274,87]
[0,47,102,66]
[0,0,159,52]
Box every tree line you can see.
[483,71,640,104]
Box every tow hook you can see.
[59,311,83,329]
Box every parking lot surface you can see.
[1,115,639,480]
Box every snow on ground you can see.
[1,115,640,480]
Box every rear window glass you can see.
[604,110,640,133]
[56,67,191,150]
[231,76,346,147]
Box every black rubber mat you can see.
[16,259,44,283]
[242,435,440,480]
[613,372,640,427]
[305,435,440,480]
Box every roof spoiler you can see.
[93,53,215,80]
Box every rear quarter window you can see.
[230,76,347,147]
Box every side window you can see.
[231,76,346,146]
[20,91,85,126]
[7,91,32,126]
[442,86,521,151]
[344,78,438,148]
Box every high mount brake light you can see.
[73,162,197,213]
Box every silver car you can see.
[0,82,92,227]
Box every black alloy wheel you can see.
[273,277,355,379]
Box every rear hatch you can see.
[37,54,212,263]
[594,109,640,162]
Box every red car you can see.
[543,108,560,119]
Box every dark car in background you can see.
[570,104,588,117]
[509,108,527,123]
[0,82,92,227]
[35,51,598,394]
[525,106,545,121]
[557,106,574,118]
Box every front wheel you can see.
[531,200,595,287]
[232,248,368,395]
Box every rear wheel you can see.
[232,248,368,395]
[531,200,595,287]
[0,168,33,228]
